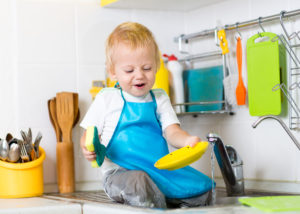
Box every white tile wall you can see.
[0,0,300,193]
[130,9,185,56]
[17,64,77,128]
[77,4,131,65]
[0,0,17,136]
[253,120,297,181]
[17,0,76,64]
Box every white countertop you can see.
[0,197,81,214]
[0,192,299,214]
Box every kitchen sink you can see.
[44,187,297,208]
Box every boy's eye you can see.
[143,67,151,71]
[124,69,134,73]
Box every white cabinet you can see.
[101,0,228,12]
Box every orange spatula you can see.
[236,37,246,105]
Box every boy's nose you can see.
[135,69,145,79]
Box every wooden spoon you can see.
[73,93,79,127]
[48,98,61,142]
[73,109,80,128]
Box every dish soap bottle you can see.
[163,54,184,113]
[153,54,169,96]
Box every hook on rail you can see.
[178,34,189,54]
[257,17,265,37]
[235,22,242,40]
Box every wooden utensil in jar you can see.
[73,93,79,127]
[56,141,75,193]
[48,98,62,142]
[56,92,74,143]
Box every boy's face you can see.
[109,43,157,97]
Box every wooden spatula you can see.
[56,92,74,143]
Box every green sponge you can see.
[85,126,106,168]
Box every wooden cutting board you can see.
[247,32,282,116]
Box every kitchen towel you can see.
[183,65,223,112]
[239,196,300,212]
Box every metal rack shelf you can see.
[171,47,233,116]
[173,9,300,123]
[174,101,234,116]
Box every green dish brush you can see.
[85,126,106,168]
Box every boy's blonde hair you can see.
[105,22,160,73]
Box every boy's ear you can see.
[108,69,117,81]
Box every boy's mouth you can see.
[135,83,145,88]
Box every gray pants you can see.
[103,167,211,208]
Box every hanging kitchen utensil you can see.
[217,29,229,55]
[236,37,246,105]
[247,32,282,116]
[56,92,74,143]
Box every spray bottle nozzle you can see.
[163,54,178,61]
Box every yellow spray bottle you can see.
[152,54,169,96]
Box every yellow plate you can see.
[154,141,209,170]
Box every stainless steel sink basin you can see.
[44,187,298,209]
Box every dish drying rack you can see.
[174,9,300,128]
[272,11,300,130]
[173,34,233,116]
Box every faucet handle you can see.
[226,145,243,165]
[206,133,221,143]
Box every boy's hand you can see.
[80,131,96,161]
[184,136,201,148]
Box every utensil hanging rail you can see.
[176,9,300,42]
[177,51,222,63]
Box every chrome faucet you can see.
[207,133,245,196]
[252,115,300,151]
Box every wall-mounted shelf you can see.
[174,101,234,116]
[101,0,228,12]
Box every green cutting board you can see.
[239,196,300,212]
[247,32,282,116]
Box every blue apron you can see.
[106,89,212,199]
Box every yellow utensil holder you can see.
[0,147,45,198]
